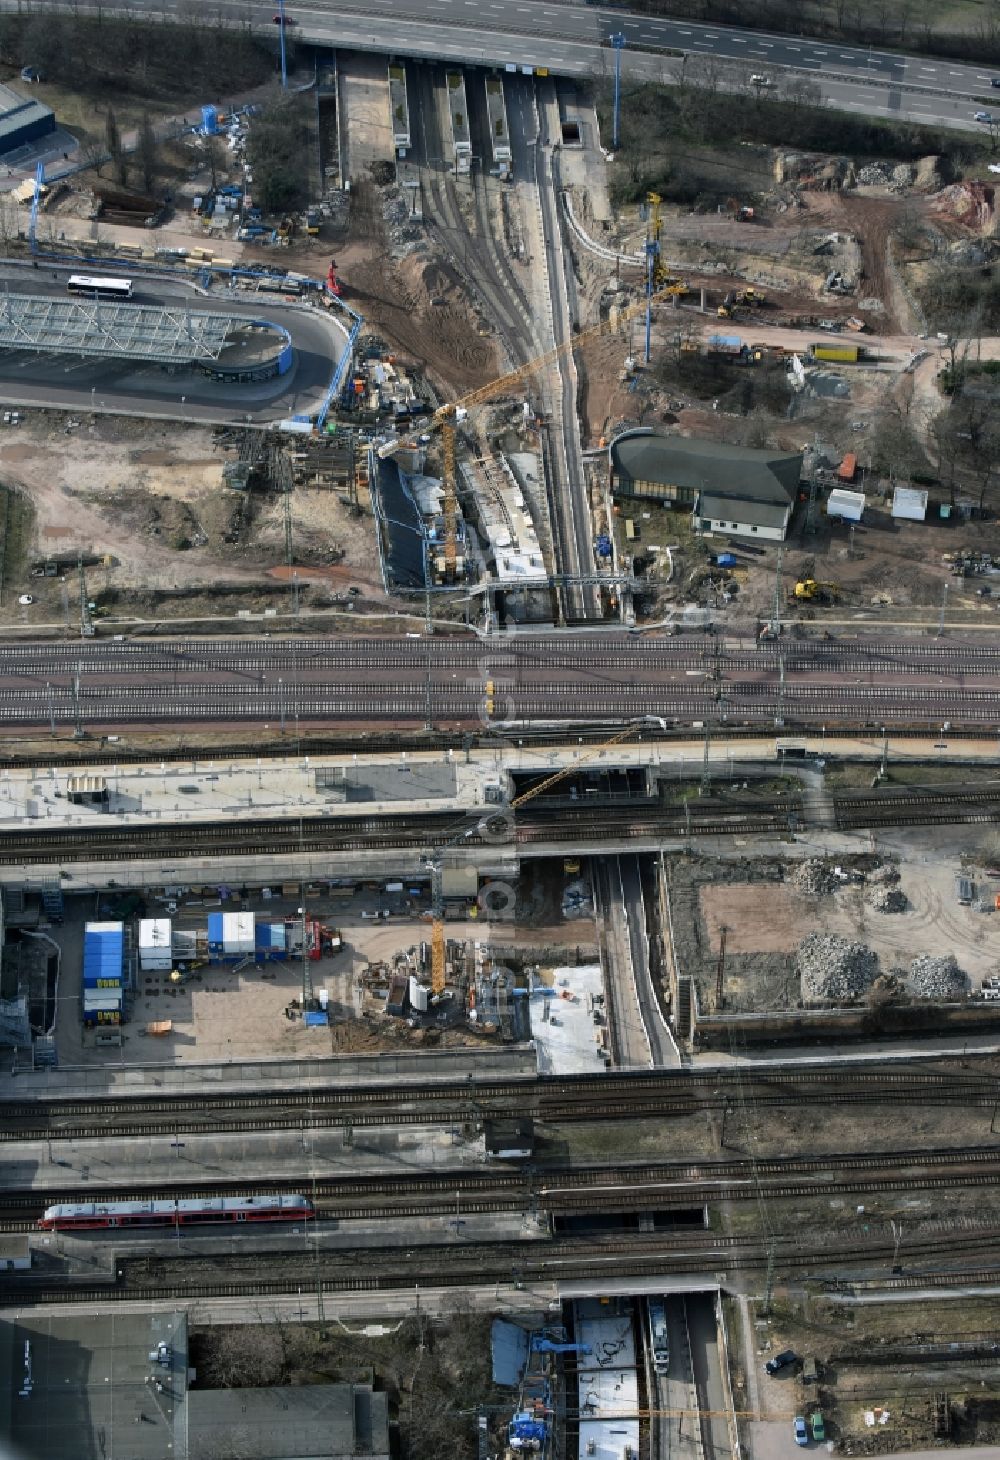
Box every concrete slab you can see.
[529,964,604,1074]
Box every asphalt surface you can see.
[0,264,348,424]
[62,0,1000,131]
[3,632,1000,730]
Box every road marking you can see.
[731,37,747,43]
[678,28,691,34]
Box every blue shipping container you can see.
[207,913,224,945]
[83,924,123,988]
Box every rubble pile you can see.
[792,859,839,895]
[908,954,969,1000]
[857,163,889,186]
[867,884,908,913]
[867,863,900,886]
[798,933,879,1001]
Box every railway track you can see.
[6,780,1000,864]
[12,1219,1000,1307]
[11,1145,1000,1221]
[2,1061,993,1140]
[4,633,1000,728]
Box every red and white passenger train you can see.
[38,1194,315,1230]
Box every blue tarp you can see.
[304,1011,329,1027]
[491,1320,529,1387]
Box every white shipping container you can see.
[892,485,928,522]
[826,488,865,523]
[409,977,429,1013]
[222,910,255,953]
[139,918,172,970]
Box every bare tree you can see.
[136,112,159,195]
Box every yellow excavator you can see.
[790,578,840,604]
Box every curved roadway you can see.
[0,264,349,423]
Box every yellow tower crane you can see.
[376,285,688,575]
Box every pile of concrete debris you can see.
[798,932,878,1001]
[867,884,908,913]
[907,954,969,999]
[791,858,839,895]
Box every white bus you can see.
[67,275,133,300]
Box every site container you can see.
[223,911,255,954]
[83,922,124,989]
[836,453,857,482]
[826,488,865,523]
[82,989,122,1026]
[207,911,224,956]
[138,918,172,972]
[812,343,860,363]
[254,923,288,961]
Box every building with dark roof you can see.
[0,82,55,157]
[608,429,802,542]
[188,1383,390,1460]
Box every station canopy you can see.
[0,292,261,367]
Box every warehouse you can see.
[0,82,55,157]
[609,429,802,541]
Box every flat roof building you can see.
[188,1384,389,1460]
[0,82,55,158]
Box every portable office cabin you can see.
[222,912,255,955]
[254,923,288,961]
[138,918,172,972]
[82,989,122,1026]
[83,922,124,989]
[826,488,865,523]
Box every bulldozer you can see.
[718,287,766,318]
[789,578,840,605]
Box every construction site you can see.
[4,9,1000,1460]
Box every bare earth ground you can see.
[699,851,1000,983]
[0,416,396,621]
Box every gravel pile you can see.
[908,954,969,999]
[867,884,908,913]
[798,933,879,1001]
[858,163,889,186]
[891,162,914,190]
[791,858,839,895]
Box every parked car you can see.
[991,77,1000,87]
[273,12,298,22]
[811,1412,826,1442]
[974,110,994,123]
[794,1416,809,1447]
[765,1349,798,1375]
[749,73,772,86]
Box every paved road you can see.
[0,264,347,423]
[56,0,1000,130]
[618,853,678,1068]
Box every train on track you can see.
[38,1194,314,1230]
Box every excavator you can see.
[789,578,840,605]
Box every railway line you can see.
[5,781,1000,865]
[11,1217,1000,1307]
[8,1146,1000,1223]
[2,1061,993,1141]
[3,633,1000,729]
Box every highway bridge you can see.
[1,632,997,731]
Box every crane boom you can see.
[509,718,664,811]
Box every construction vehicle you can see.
[718,287,765,318]
[789,578,839,604]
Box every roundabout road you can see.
[0,263,351,424]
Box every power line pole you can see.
[610,34,627,149]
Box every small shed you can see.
[485,1117,535,1160]
[892,485,928,522]
[826,488,865,522]
[0,1235,31,1271]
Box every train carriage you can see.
[39,1194,314,1230]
